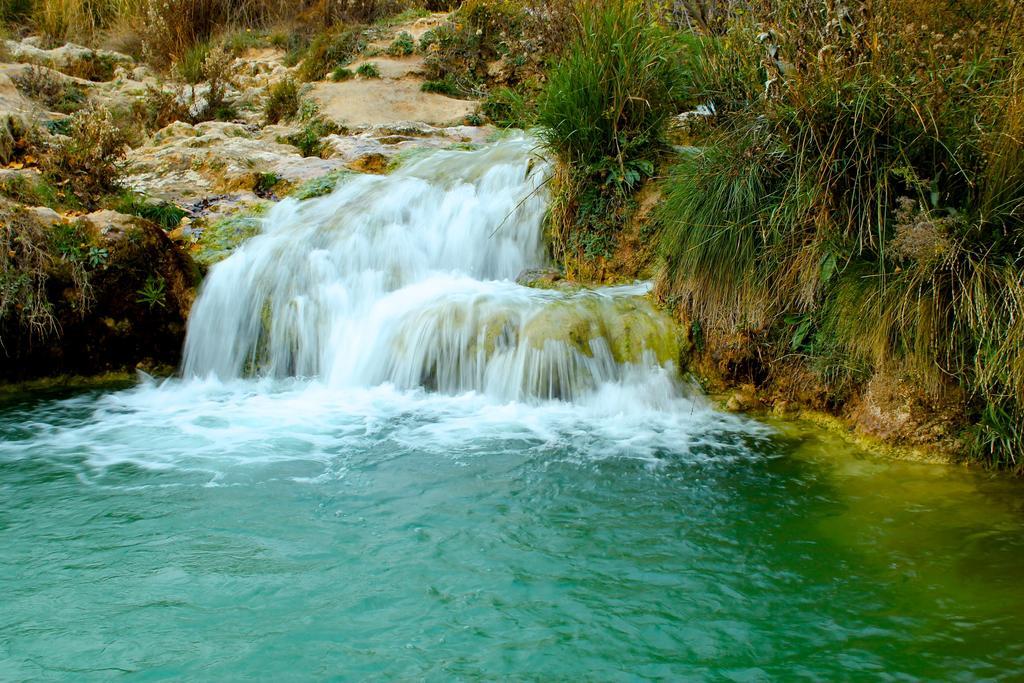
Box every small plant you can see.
[253,172,282,198]
[481,86,534,128]
[112,191,187,230]
[386,31,415,57]
[40,106,129,209]
[463,112,483,126]
[13,65,87,114]
[331,66,355,81]
[196,46,237,122]
[264,78,300,124]
[136,275,167,309]
[86,246,109,268]
[298,29,365,82]
[176,41,210,85]
[420,79,457,96]
[278,102,344,158]
[356,62,381,79]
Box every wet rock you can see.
[725,384,759,412]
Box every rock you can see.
[0,207,200,381]
[309,79,476,127]
[725,384,759,412]
[772,399,798,417]
[516,267,566,289]
[125,120,350,201]
[2,39,132,81]
[0,71,36,121]
[848,371,966,452]
[347,152,389,174]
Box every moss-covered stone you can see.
[289,170,354,200]
[193,205,269,265]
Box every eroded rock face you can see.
[0,208,201,380]
[847,372,967,454]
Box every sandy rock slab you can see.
[310,79,475,128]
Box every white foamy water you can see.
[181,136,684,407]
[0,136,774,478]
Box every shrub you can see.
[1,205,92,346]
[40,106,128,208]
[12,65,88,114]
[537,0,680,270]
[278,102,343,157]
[111,191,187,229]
[297,28,364,82]
[331,66,354,81]
[356,61,380,78]
[176,41,211,84]
[386,31,415,56]
[481,86,534,128]
[264,77,301,123]
[420,78,457,95]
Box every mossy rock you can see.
[290,170,354,200]
[522,294,680,366]
[193,207,268,265]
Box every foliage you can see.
[12,65,87,114]
[135,274,166,309]
[1,205,93,347]
[111,191,187,229]
[277,101,343,157]
[263,77,300,123]
[656,0,1024,469]
[420,78,457,95]
[481,85,534,128]
[419,0,570,97]
[537,0,680,272]
[0,172,61,208]
[386,30,415,56]
[355,61,380,78]
[176,41,211,84]
[331,66,354,81]
[40,106,128,209]
[297,28,364,82]
[253,171,282,198]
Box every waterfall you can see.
[182,136,684,407]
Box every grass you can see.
[110,191,187,230]
[355,61,380,78]
[297,28,364,82]
[386,31,415,56]
[655,0,1024,470]
[536,0,681,273]
[12,65,88,114]
[481,86,534,128]
[264,77,300,123]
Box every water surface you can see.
[2,380,1023,680]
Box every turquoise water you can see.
[2,379,1023,680]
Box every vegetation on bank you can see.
[533,0,1023,471]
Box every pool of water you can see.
[2,379,1023,680]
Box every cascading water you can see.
[182,135,685,407]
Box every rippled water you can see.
[2,379,1024,680]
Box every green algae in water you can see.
[2,380,1024,680]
